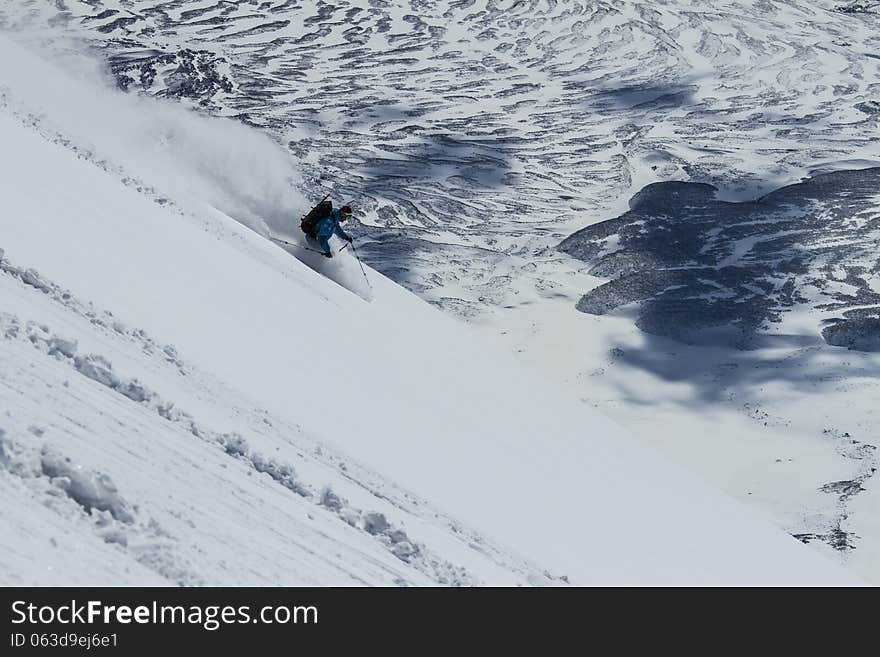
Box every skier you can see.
[304,203,354,258]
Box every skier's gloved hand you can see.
[345,235,353,243]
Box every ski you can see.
[270,236,343,257]
[269,236,325,254]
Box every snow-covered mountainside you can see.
[1,1,878,583]
[0,30,863,586]
[5,0,879,313]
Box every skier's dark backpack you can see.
[301,200,333,238]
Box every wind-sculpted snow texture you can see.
[560,169,880,350]
[5,0,880,320]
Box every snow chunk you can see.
[218,432,249,457]
[116,379,153,403]
[363,512,389,535]
[20,268,52,293]
[319,486,344,511]
[40,448,134,523]
[74,354,120,388]
[391,541,418,561]
[250,453,309,496]
[48,336,78,359]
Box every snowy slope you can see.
[3,1,878,582]
[0,33,862,585]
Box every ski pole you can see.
[349,242,373,292]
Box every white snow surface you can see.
[2,0,874,583]
[0,33,862,585]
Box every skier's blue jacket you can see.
[312,209,351,253]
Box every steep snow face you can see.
[2,2,879,581]
[0,34,863,585]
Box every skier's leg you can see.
[317,235,332,256]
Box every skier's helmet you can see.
[340,205,353,219]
